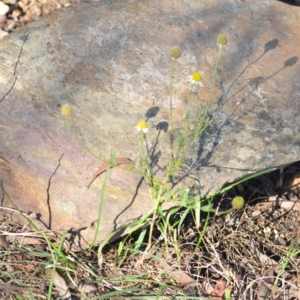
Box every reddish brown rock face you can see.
[0,0,299,248]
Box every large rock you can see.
[0,0,299,248]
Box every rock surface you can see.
[0,0,299,249]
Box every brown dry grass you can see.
[0,162,300,299]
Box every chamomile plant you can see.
[132,34,236,251]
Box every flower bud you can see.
[170,46,182,59]
[231,196,245,209]
[61,104,72,117]
[217,34,228,46]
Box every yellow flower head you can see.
[136,120,149,133]
[189,72,203,87]
[217,34,228,46]
[61,104,72,117]
[170,46,182,59]
[231,196,245,209]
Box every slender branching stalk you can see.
[88,165,111,251]
[169,58,176,160]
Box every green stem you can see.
[147,183,165,251]
[88,166,110,251]
[191,45,224,143]
[210,44,223,104]
[169,59,177,163]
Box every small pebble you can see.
[0,14,6,23]
[2,0,17,5]
[0,28,8,39]
[0,1,9,16]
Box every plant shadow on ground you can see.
[0,161,299,299]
